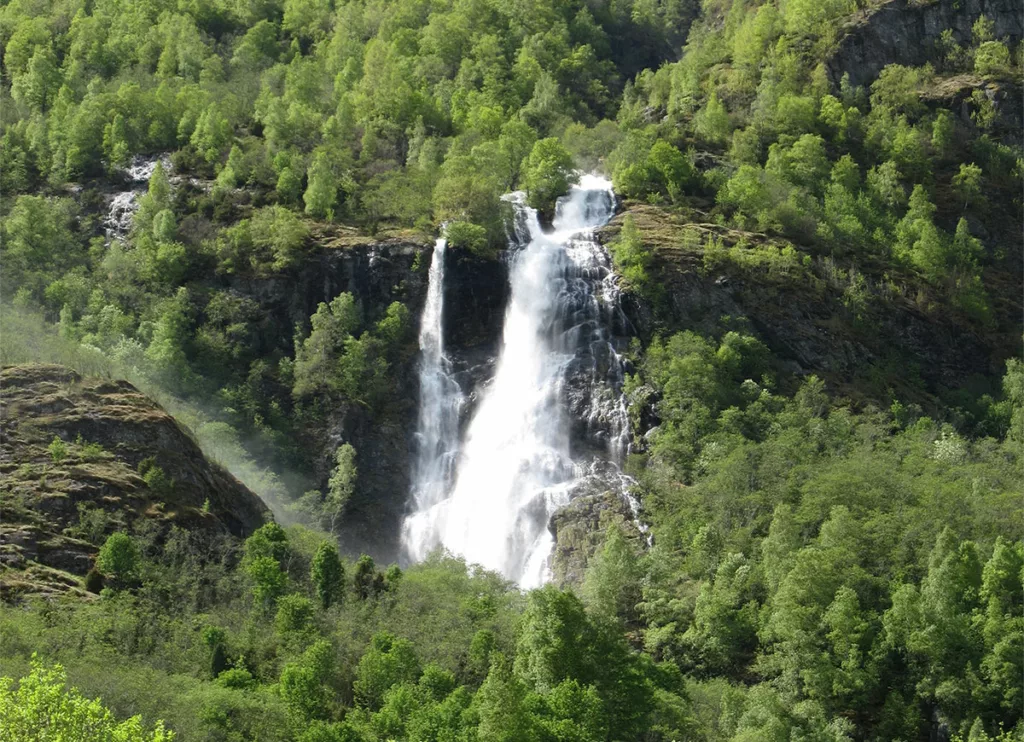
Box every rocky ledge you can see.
[0,364,269,600]
[827,0,1023,89]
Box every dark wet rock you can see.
[443,248,509,405]
[179,229,505,565]
[827,0,1023,89]
[269,238,432,563]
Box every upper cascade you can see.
[402,175,634,588]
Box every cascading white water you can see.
[403,238,465,559]
[403,175,633,587]
[104,155,168,239]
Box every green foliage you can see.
[523,138,575,213]
[202,625,228,678]
[280,640,337,722]
[608,215,656,294]
[275,594,317,637]
[953,163,984,211]
[694,93,731,144]
[304,150,343,221]
[97,532,140,584]
[216,206,310,275]
[362,168,433,229]
[324,443,357,532]
[353,633,421,710]
[870,64,932,119]
[139,459,174,498]
[1,196,81,302]
[243,523,291,607]
[515,586,655,738]
[247,555,288,607]
[498,120,539,190]
[292,294,409,410]
[47,436,67,463]
[311,542,344,610]
[135,163,173,238]
[353,555,380,601]
[974,41,1012,76]
[445,221,492,258]
[0,1,1019,740]
[581,525,643,625]
[0,658,173,742]
[433,154,505,245]
[629,333,1022,737]
[473,655,535,741]
[245,522,291,564]
[614,140,695,204]
[293,293,362,400]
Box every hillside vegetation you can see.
[0,0,1022,740]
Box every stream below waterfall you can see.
[402,175,634,588]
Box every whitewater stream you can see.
[104,155,167,239]
[402,175,633,587]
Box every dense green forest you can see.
[1,0,1022,739]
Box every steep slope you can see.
[828,0,1023,88]
[0,364,269,599]
[599,202,1018,404]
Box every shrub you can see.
[974,41,1011,76]
[246,555,288,606]
[354,554,380,600]
[444,221,491,258]
[275,593,317,636]
[84,567,104,593]
[77,437,107,462]
[47,436,67,462]
[522,138,575,214]
[216,668,257,690]
[608,215,655,295]
[142,465,173,496]
[69,503,113,544]
[311,541,345,609]
[96,532,140,584]
[0,658,173,742]
[353,633,421,710]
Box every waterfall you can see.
[104,154,167,240]
[403,175,632,588]
[403,238,465,560]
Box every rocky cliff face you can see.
[235,235,431,562]
[828,0,1023,88]
[0,364,268,600]
[228,234,509,563]
[598,206,1016,400]
[226,235,432,362]
[443,248,510,413]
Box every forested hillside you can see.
[1,0,1022,739]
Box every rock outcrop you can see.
[243,235,432,563]
[443,248,510,422]
[0,364,269,600]
[549,488,645,587]
[229,233,509,563]
[827,0,1023,89]
[598,206,1017,400]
